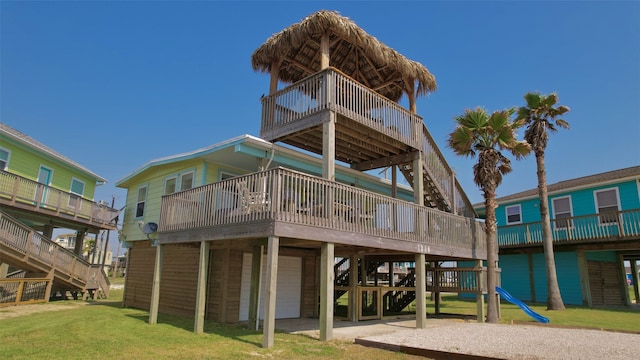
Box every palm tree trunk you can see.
[485,185,499,323]
[536,152,566,310]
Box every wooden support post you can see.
[44,267,54,301]
[632,259,640,304]
[0,263,8,278]
[319,242,334,341]
[42,224,54,240]
[262,236,279,348]
[349,255,358,322]
[194,241,210,333]
[74,230,85,256]
[149,243,164,325]
[476,260,485,323]
[249,245,264,331]
[322,113,335,181]
[320,33,330,69]
[415,253,426,328]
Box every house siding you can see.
[2,137,98,200]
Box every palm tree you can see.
[448,107,530,323]
[517,92,570,310]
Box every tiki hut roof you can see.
[251,10,437,102]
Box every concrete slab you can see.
[275,317,458,341]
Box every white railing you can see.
[0,170,119,229]
[160,167,486,253]
[498,209,640,247]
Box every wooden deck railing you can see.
[0,277,51,307]
[0,170,119,229]
[160,167,486,253]
[261,67,422,150]
[260,68,476,218]
[498,209,640,247]
[0,210,109,297]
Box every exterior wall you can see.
[498,251,582,305]
[120,159,205,241]
[495,179,639,227]
[123,241,318,323]
[2,136,98,200]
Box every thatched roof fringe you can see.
[251,10,437,103]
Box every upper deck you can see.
[260,68,475,217]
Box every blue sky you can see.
[2,1,639,253]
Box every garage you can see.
[239,253,302,321]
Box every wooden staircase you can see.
[0,210,109,306]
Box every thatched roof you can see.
[251,10,437,102]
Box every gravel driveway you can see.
[360,322,640,360]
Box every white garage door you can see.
[239,253,302,321]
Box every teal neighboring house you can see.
[476,166,640,307]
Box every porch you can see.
[158,167,486,259]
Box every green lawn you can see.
[1,290,638,359]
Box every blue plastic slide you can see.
[495,286,550,323]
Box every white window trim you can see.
[505,204,522,225]
[179,170,195,191]
[164,176,177,195]
[593,187,621,226]
[0,147,10,171]
[68,177,86,208]
[219,170,238,181]
[135,185,148,219]
[552,195,574,230]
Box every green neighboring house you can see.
[0,122,118,303]
[0,122,117,238]
[475,166,640,307]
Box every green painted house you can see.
[0,122,118,237]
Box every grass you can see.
[1,290,639,359]
[429,294,640,333]
[0,289,420,360]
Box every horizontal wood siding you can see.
[301,255,318,318]
[206,248,243,323]
[123,241,155,310]
[158,244,199,317]
[124,241,200,318]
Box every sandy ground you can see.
[0,301,89,320]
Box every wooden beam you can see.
[322,113,335,181]
[351,151,419,171]
[194,240,210,333]
[249,245,264,331]
[415,253,426,328]
[284,56,316,77]
[262,236,279,348]
[475,260,485,323]
[349,255,358,322]
[149,243,164,325]
[320,33,329,69]
[269,60,281,95]
[320,242,335,340]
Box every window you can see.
[69,178,85,208]
[552,196,573,229]
[164,176,177,195]
[135,186,147,218]
[595,188,620,224]
[505,205,522,225]
[180,171,194,191]
[0,148,9,170]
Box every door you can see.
[239,253,302,321]
[588,260,624,306]
[36,166,52,205]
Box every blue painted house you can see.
[476,166,640,307]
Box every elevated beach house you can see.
[0,122,118,305]
[475,166,640,307]
[116,11,489,348]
